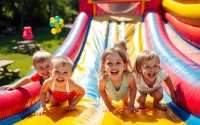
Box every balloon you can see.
[49,16,64,35]
[23,31,27,34]
[50,17,55,23]
[27,27,32,32]
[29,35,33,40]
[23,26,34,40]
[61,24,64,28]
[56,28,61,33]
[49,22,55,28]
[51,28,57,35]
[59,18,64,24]
[24,27,28,31]
[55,23,59,28]
[23,34,28,39]
[55,16,60,21]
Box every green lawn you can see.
[0,28,69,86]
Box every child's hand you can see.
[103,103,115,112]
[127,104,138,113]
[67,104,77,112]
[0,85,15,90]
[36,107,48,116]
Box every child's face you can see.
[51,62,72,86]
[34,60,51,80]
[103,52,126,80]
[139,57,160,83]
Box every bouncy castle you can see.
[0,0,200,124]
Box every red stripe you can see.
[164,12,200,48]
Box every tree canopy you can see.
[0,0,79,30]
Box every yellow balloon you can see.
[59,18,64,24]
[61,24,64,28]
[50,17,55,23]
[56,28,61,33]
[55,23,59,28]
[51,28,57,35]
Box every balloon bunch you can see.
[23,26,33,40]
[49,16,64,35]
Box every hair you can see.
[99,47,130,78]
[114,40,127,50]
[51,56,74,70]
[32,50,52,67]
[133,50,160,77]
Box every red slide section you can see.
[163,12,200,48]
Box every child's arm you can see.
[0,76,32,90]
[67,80,85,112]
[164,76,176,102]
[127,73,138,112]
[99,78,114,111]
[36,79,51,116]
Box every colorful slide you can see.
[0,0,200,125]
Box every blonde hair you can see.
[114,40,127,50]
[32,50,52,67]
[99,47,130,78]
[51,56,74,70]
[134,50,160,77]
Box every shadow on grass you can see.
[0,74,20,86]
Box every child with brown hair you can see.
[114,40,133,70]
[0,50,52,90]
[99,47,137,113]
[36,56,85,115]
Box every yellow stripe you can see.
[162,0,200,18]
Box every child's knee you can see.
[152,92,163,101]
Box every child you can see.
[114,40,133,70]
[36,56,85,116]
[0,50,52,90]
[133,50,176,111]
[99,47,137,113]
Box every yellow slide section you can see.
[162,0,200,18]
[15,15,185,125]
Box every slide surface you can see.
[1,1,200,124]
[14,15,185,125]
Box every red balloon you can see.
[29,35,33,40]
[27,27,32,32]
[24,27,28,31]
[23,31,27,34]
[23,34,28,39]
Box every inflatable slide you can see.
[0,0,200,125]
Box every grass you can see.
[0,27,69,86]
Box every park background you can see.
[0,0,79,86]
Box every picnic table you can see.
[13,40,41,55]
[0,60,20,77]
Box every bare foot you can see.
[135,103,145,109]
[153,103,167,111]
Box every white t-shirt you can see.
[136,70,168,94]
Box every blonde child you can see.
[133,50,176,111]
[36,56,85,116]
[0,50,52,90]
[99,47,137,113]
[114,40,133,70]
